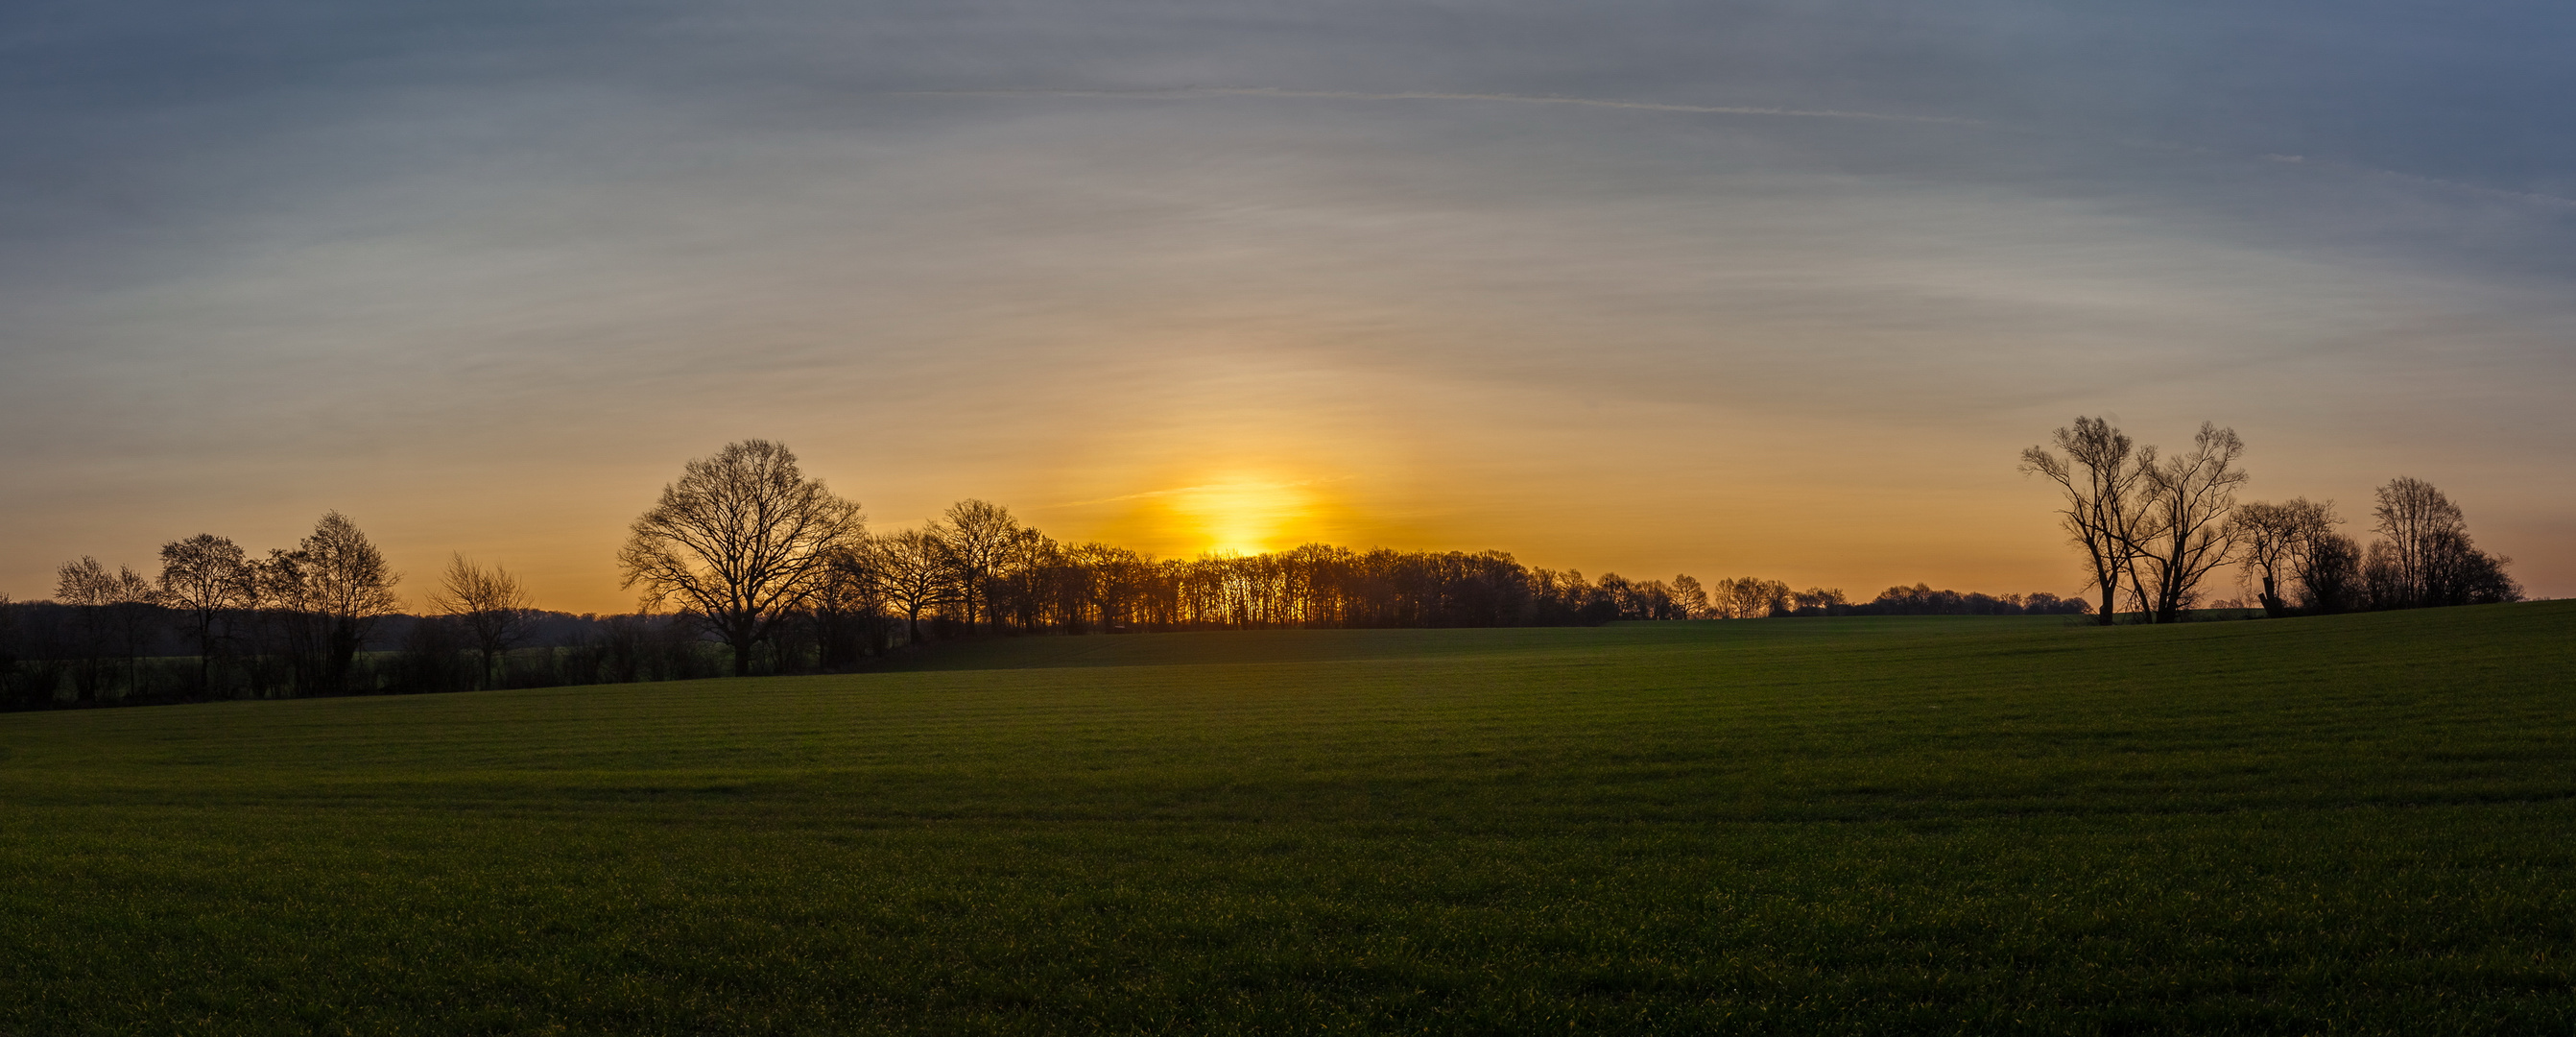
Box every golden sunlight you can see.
[1160,477,1318,556]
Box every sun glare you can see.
[1164,477,1316,556]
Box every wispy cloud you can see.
[918,87,2576,210]
[899,86,1989,126]
[4,1,2573,604]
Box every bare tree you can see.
[2020,417,2154,624]
[1613,577,1682,620]
[427,553,535,689]
[2371,476,2458,609]
[2298,530,2365,615]
[1064,541,1146,633]
[56,557,151,700]
[1670,574,1711,619]
[991,527,1059,632]
[2230,503,2299,616]
[265,512,404,694]
[1790,587,1849,614]
[1705,577,1789,619]
[55,557,112,698]
[157,534,251,695]
[2126,422,2248,623]
[2230,498,2333,617]
[618,440,865,677]
[865,527,960,645]
[811,547,892,665]
[2368,477,2518,608]
[940,499,1025,634]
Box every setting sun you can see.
[1159,476,1319,556]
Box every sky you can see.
[3,0,2572,613]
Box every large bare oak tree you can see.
[618,440,864,677]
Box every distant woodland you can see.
[0,429,2522,710]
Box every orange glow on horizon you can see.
[1074,473,1335,559]
[1170,477,1319,556]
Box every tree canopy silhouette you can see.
[618,440,865,677]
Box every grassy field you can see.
[4,604,2574,1034]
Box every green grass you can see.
[4,604,2574,1034]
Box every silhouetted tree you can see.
[1608,576,1682,620]
[263,512,403,694]
[2360,539,2408,611]
[1828,584,2089,616]
[55,557,151,701]
[2447,545,2523,606]
[2367,477,2518,609]
[1707,577,1790,619]
[1670,574,1711,619]
[1789,587,1848,615]
[2230,498,2332,617]
[157,534,250,696]
[2022,592,2086,615]
[1070,542,1150,632]
[2371,477,2454,609]
[940,499,1024,634]
[428,553,535,689]
[809,548,892,665]
[864,527,959,645]
[2297,531,2366,614]
[108,571,157,697]
[989,530,1065,633]
[2021,417,2153,624]
[54,558,108,700]
[618,441,865,677]
[2127,422,2248,623]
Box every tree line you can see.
[612,441,2092,679]
[14,513,402,705]
[2021,417,2521,623]
[0,437,2109,710]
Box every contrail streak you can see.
[900,86,1989,126]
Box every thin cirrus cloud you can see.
[1,0,2571,611]
[903,86,1992,125]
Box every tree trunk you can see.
[326,625,360,695]
[197,616,214,698]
